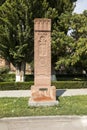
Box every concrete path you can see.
[0,90,31,98]
[56,88,87,97]
[0,89,87,98]
[0,116,87,130]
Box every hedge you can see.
[0,82,34,90]
[0,81,87,90]
[52,81,87,89]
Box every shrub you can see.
[2,74,15,82]
[0,67,9,74]
[52,81,87,89]
[0,81,87,90]
[0,73,34,82]
[0,67,10,82]
[56,74,87,81]
[25,74,34,81]
[0,82,34,90]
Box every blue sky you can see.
[74,0,87,13]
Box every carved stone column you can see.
[29,18,58,106]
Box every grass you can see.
[0,95,87,117]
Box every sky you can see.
[74,0,87,13]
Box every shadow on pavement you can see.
[56,89,66,97]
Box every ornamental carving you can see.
[39,36,47,57]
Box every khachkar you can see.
[29,18,58,106]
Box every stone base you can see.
[28,100,58,107]
[28,85,58,107]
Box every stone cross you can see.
[29,18,58,106]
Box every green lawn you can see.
[0,95,87,117]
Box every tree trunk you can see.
[51,66,57,81]
[15,62,26,82]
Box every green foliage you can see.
[0,0,78,75]
[25,74,34,81]
[0,81,87,90]
[51,2,75,69]
[0,82,33,90]
[0,0,34,67]
[52,29,74,69]
[0,73,15,82]
[56,74,87,81]
[54,10,87,73]
[0,0,76,67]
[0,73,34,82]
[32,1,75,71]
[69,12,87,71]
[52,81,87,89]
[0,0,6,6]
[0,67,9,74]
[60,12,87,72]
[0,67,10,82]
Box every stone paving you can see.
[0,89,87,97]
[0,90,31,98]
[0,116,87,130]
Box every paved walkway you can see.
[0,90,31,98]
[0,116,87,130]
[0,89,87,97]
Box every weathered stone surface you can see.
[29,18,58,106]
[34,19,51,87]
[29,85,56,103]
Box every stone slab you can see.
[28,100,58,107]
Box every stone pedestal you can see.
[29,18,58,106]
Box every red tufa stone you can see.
[29,19,58,106]
[33,96,52,102]
[31,85,56,102]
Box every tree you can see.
[49,0,76,73]
[0,0,33,82]
[0,0,77,81]
[55,10,87,74]
[0,0,47,82]
[0,0,6,6]
[69,11,87,73]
